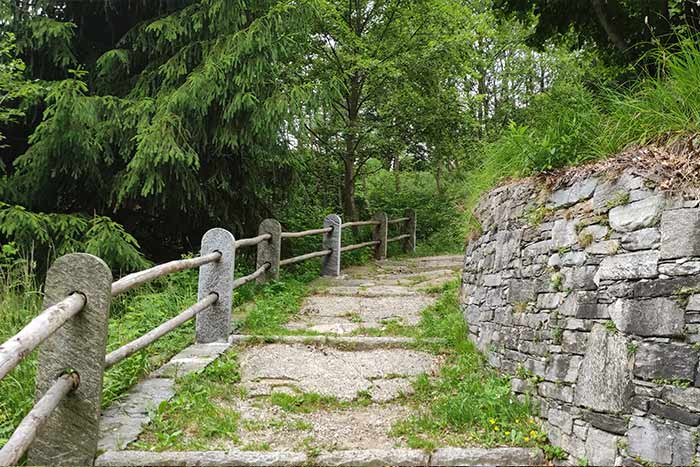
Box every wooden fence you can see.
[0,210,416,466]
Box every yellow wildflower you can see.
[524,437,530,442]
[494,426,499,431]
[488,418,496,425]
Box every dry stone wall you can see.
[461,169,700,466]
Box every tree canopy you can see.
[3,0,684,272]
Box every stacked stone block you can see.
[461,169,700,466]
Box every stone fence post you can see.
[321,214,342,277]
[373,212,388,260]
[256,219,281,284]
[28,254,112,466]
[402,208,417,253]
[196,228,235,343]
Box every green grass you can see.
[117,276,543,453]
[234,270,318,336]
[0,251,317,450]
[462,35,700,234]
[268,390,372,413]
[0,260,207,448]
[133,351,242,451]
[390,280,543,449]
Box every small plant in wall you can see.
[604,320,618,334]
[551,326,563,345]
[627,342,638,356]
[605,191,631,210]
[578,231,594,248]
[525,205,554,226]
[513,301,529,313]
[542,444,568,461]
[550,272,564,291]
[651,378,691,388]
[673,286,700,308]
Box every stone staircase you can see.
[95,255,544,466]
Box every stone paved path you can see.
[96,255,545,466]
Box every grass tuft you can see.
[391,279,542,448]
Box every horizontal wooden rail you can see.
[340,240,380,253]
[0,372,78,466]
[111,252,221,297]
[341,220,381,228]
[280,249,332,267]
[281,227,332,239]
[388,217,410,224]
[235,234,272,248]
[232,263,270,289]
[0,293,86,381]
[105,293,218,369]
[388,234,411,243]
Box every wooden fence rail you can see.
[0,293,85,380]
[280,227,332,239]
[0,209,416,466]
[0,372,79,466]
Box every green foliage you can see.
[359,169,467,254]
[543,444,569,461]
[498,0,700,69]
[482,82,603,177]
[133,351,242,451]
[0,263,201,448]
[462,34,700,237]
[392,280,542,448]
[4,0,317,257]
[0,202,147,273]
[267,391,358,413]
[0,32,42,150]
[599,36,700,155]
[237,271,315,335]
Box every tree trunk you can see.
[591,0,628,55]
[342,71,362,221]
[394,154,401,192]
[342,156,356,221]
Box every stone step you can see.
[96,447,544,466]
[230,334,446,350]
[317,285,422,297]
[237,341,438,402]
[284,293,436,334]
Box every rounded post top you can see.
[201,227,236,245]
[324,214,342,227]
[50,252,112,279]
[259,218,282,234]
[47,253,113,298]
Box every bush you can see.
[600,35,700,155]
[463,34,700,233]
[359,169,467,254]
[0,202,148,275]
